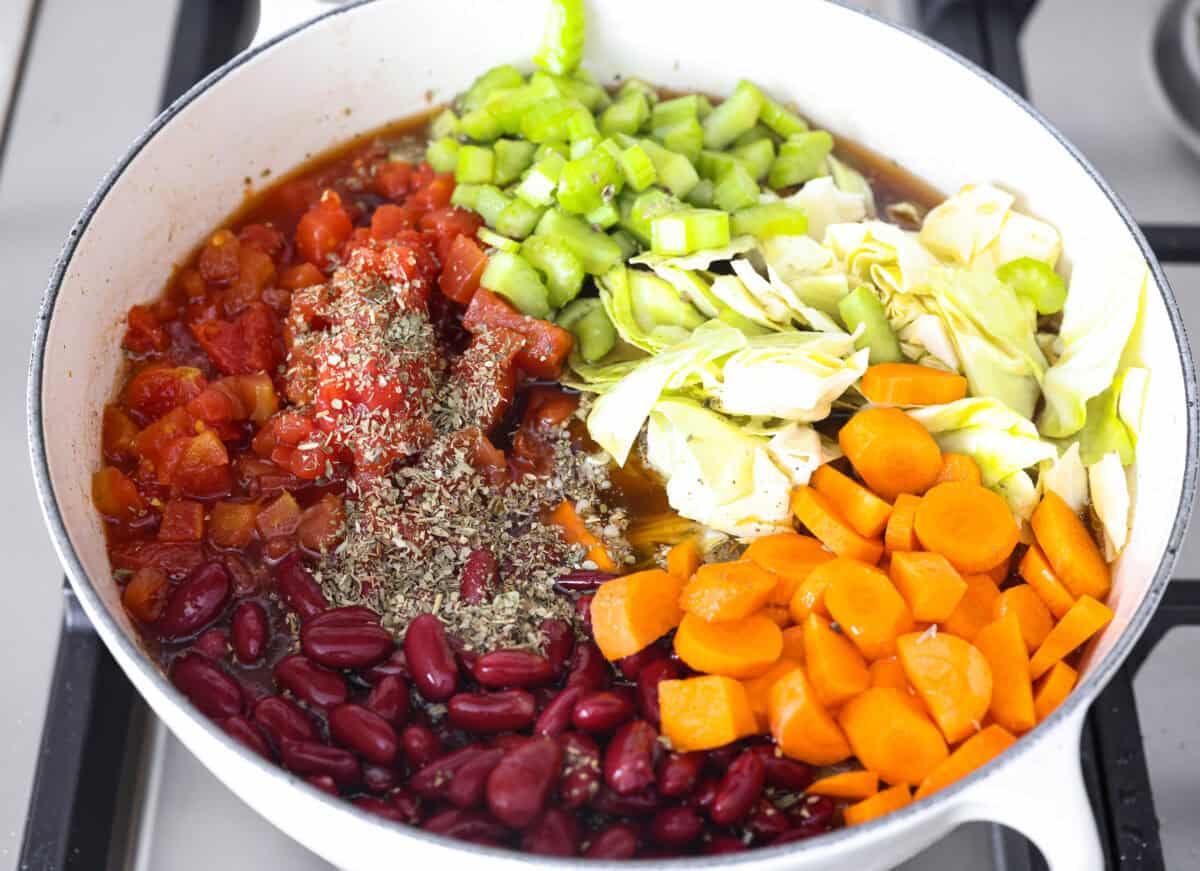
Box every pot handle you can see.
[955,707,1102,871]
[251,0,344,48]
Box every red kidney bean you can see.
[473,650,555,688]
[365,675,410,728]
[539,618,574,676]
[788,794,835,832]
[657,752,705,797]
[650,806,704,847]
[221,715,272,760]
[279,739,360,786]
[705,744,741,774]
[306,775,338,796]
[559,731,601,810]
[747,745,815,791]
[618,644,669,681]
[422,808,509,843]
[273,554,328,621]
[404,614,459,702]
[362,763,399,795]
[253,696,319,746]
[604,720,659,795]
[584,823,639,859]
[703,835,748,854]
[159,562,231,640]
[589,785,660,816]
[636,658,680,726]
[490,734,534,752]
[410,746,497,799]
[746,797,791,841]
[301,614,393,670]
[446,636,479,678]
[389,787,421,825]
[193,627,230,660]
[691,777,720,811]
[574,595,593,632]
[307,605,381,626]
[231,601,269,664]
[571,690,634,734]
[274,654,348,709]
[401,724,443,767]
[533,686,582,738]
[446,747,505,809]
[564,641,610,692]
[709,750,765,825]
[521,807,578,857]
[459,547,497,604]
[172,653,242,719]
[364,649,409,684]
[773,824,828,845]
[447,690,536,733]
[486,736,563,828]
[328,704,399,766]
[557,569,616,592]
[353,796,410,823]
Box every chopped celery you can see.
[556,149,623,214]
[650,208,731,256]
[996,257,1068,315]
[450,183,482,211]
[455,144,495,184]
[629,269,706,331]
[481,77,559,134]
[696,95,714,118]
[767,131,834,189]
[567,108,599,142]
[733,124,775,148]
[515,152,566,207]
[731,138,776,182]
[535,209,624,274]
[596,138,624,160]
[686,178,715,208]
[638,139,699,197]
[520,97,592,144]
[493,139,537,186]
[586,201,620,229]
[657,118,704,162]
[610,229,640,260]
[652,95,703,130]
[536,142,569,162]
[474,185,513,228]
[496,199,545,239]
[558,298,617,362]
[480,251,551,317]
[426,137,460,174]
[619,144,657,191]
[731,202,808,239]
[751,83,810,138]
[533,0,586,77]
[570,136,599,159]
[522,235,585,307]
[530,70,608,112]
[702,81,763,149]
[459,107,503,142]
[616,77,659,106]
[429,109,460,139]
[461,65,525,112]
[838,285,902,364]
[571,69,614,111]
[599,91,651,137]
[621,187,683,245]
[713,163,759,213]
[697,150,740,181]
[477,227,521,254]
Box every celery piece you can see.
[599,91,651,137]
[493,139,537,186]
[697,150,740,182]
[459,107,503,142]
[621,187,683,245]
[838,285,902,364]
[767,131,834,189]
[520,97,591,144]
[702,81,763,149]
[474,185,513,228]
[596,138,624,160]
[652,95,703,131]
[571,68,613,111]
[686,178,715,208]
[450,183,482,211]
[536,141,570,161]
[566,108,599,142]
[556,296,600,329]
[650,208,731,256]
[609,228,640,260]
[638,139,699,198]
[515,152,567,207]
[461,64,525,112]
[629,269,707,330]
[713,162,760,213]
[556,149,623,215]
[657,117,704,163]
[481,78,559,135]
[533,0,586,76]
[477,227,521,254]
[733,124,775,148]
[570,136,599,159]
[731,202,808,239]
[429,109,460,140]
[426,138,460,174]
[535,209,624,275]
[696,95,714,119]
[586,201,620,229]
[616,77,659,106]
[619,144,657,191]
[996,257,1067,315]
[522,235,585,307]
[480,250,551,317]
[530,70,608,112]
[745,80,810,138]
[455,144,495,184]
[558,298,618,362]
[496,199,545,240]
[731,138,776,182]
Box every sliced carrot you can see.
[767,667,852,766]
[781,625,807,661]
[742,657,801,731]
[914,724,1016,800]
[679,561,779,621]
[1030,595,1113,679]
[994,584,1054,654]
[666,538,701,582]
[1030,491,1111,600]
[943,575,1002,642]
[973,613,1036,733]
[823,558,914,660]
[551,499,618,572]
[860,362,968,407]
[889,551,967,623]
[811,464,893,538]
[791,486,884,564]
[986,556,1011,586]
[760,606,792,627]
[804,612,870,708]
[844,784,912,826]
[838,407,943,501]
[788,561,836,623]
[807,770,879,800]
[742,532,834,607]
[659,675,759,751]
[1033,660,1078,721]
[674,612,783,679]
[934,452,982,486]
[885,493,922,554]
[839,688,949,786]
[590,569,684,661]
[869,657,926,714]
[897,631,993,744]
[914,481,1019,574]
[1019,543,1076,619]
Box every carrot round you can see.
[674,612,783,679]
[914,481,1019,574]
[838,688,949,786]
[986,555,1011,586]
[914,724,1016,800]
[860,362,968,407]
[767,666,852,766]
[973,613,1036,733]
[790,486,884,564]
[884,493,922,553]
[659,675,759,751]
[811,464,893,538]
[551,499,618,572]
[943,574,1002,642]
[838,407,942,501]
[591,569,684,661]
[897,631,993,744]
[788,561,837,623]
[804,612,870,708]
[994,584,1054,654]
[666,538,701,581]
[889,551,967,622]
[844,784,912,826]
[1030,491,1111,600]
[823,559,914,660]
[679,561,779,621]
[742,657,801,731]
[742,533,833,606]
[869,657,926,715]
[1033,660,1078,721]
[807,769,879,800]
[1030,594,1113,679]
[1018,543,1076,619]
[934,452,982,486]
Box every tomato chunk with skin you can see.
[123,304,169,354]
[438,327,525,434]
[190,302,279,375]
[375,159,414,201]
[296,190,353,268]
[439,234,488,305]
[463,289,574,380]
[161,429,233,498]
[124,366,207,423]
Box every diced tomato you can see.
[92,466,147,518]
[235,455,305,497]
[238,223,286,261]
[419,206,483,263]
[176,268,207,301]
[109,540,206,579]
[296,190,353,267]
[122,305,170,355]
[123,366,207,423]
[297,494,345,552]
[462,289,575,379]
[279,262,325,291]
[524,386,580,429]
[230,373,279,423]
[187,385,241,429]
[456,427,508,487]
[162,430,232,498]
[223,245,277,315]
[410,161,435,190]
[158,499,205,542]
[256,490,301,539]
[197,229,241,285]
[209,500,260,548]
[375,159,414,200]
[443,327,525,433]
[439,234,488,304]
[190,302,280,375]
[408,173,455,214]
[132,406,195,474]
[102,405,140,461]
[370,204,417,241]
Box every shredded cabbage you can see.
[784,176,867,243]
[1038,442,1089,514]
[1088,452,1131,555]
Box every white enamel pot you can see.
[27,1,1198,869]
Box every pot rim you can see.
[25,0,1199,864]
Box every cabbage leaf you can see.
[1038,441,1088,514]
[1088,452,1131,555]
[919,183,1061,270]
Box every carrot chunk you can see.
[591,569,684,661]
[767,667,852,766]
[760,606,791,627]
[885,493,922,553]
[986,555,1011,586]
[823,559,914,660]
[804,612,870,708]
[679,561,780,622]
[889,551,967,622]
[673,612,783,679]
[1033,660,1078,721]
[897,632,993,744]
[942,574,1002,642]
[666,538,701,582]
[914,481,1020,574]
[838,688,949,786]
[550,499,618,572]
[869,657,926,714]
[838,407,942,501]
[742,657,801,731]
[659,675,759,751]
[742,534,834,606]
[812,464,893,538]
[935,452,982,486]
[1019,543,1076,619]
[787,561,836,623]
[807,770,879,800]
[791,486,884,564]
[994,584,1054,653]
[1029,595,1113,679]
[1030,491,1111,600]
[859,362,968,407]
[914,724,1016,800]
[844,784,912,826]
[973,613,1036,733]
[780,625,807,661]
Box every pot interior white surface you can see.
[31,1,1195,869]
